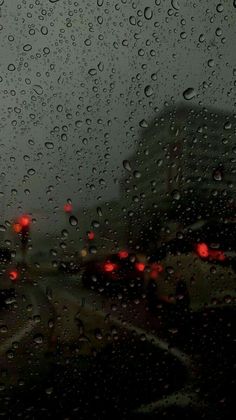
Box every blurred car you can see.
[0,248,17,309]
[146,221,236,311]
[82,251,147,296]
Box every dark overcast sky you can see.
[1,0,236,224]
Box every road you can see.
[0,271,235,419]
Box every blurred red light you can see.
[118,250,128,259]
[9,270,19,281]
[64,203,73,213]
[88,231,95,240]
[150,263,163,279]
[13,223,22,233]
[104,262,117,272]
[19,215,30,227]
[135,262,145,272]
[196,243,209,258]
[209,249,226,261]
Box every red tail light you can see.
[150,263,163,279]
[209,249,226,261]
[9,270,19,281]
[88,231,95,240]
[135,262,145,272]
[196,243,209,258]
[118,250,128,259]
[104,262,117,272]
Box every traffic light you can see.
[13,215,31,249]
[19,215,30,248]
[64,203,73,213]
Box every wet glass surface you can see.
[0,1,235,418]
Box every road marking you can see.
[0,321,34,354]
[0,290,41,355]
[135,391,202,414]
[62,290,193,369]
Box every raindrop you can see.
[144,85,153,97]
[144,7,153,20]
[61,229,69,238]
[133,170,141,179]
[98,62,104,71]
[61,133,67,141]
[172,190,181,200]
[91,220,100,228]
[5,297,16,305]
[33,85,43,95]
[69,215,78,226]
[8,64,16,71]
[95,329,103,340]
[129,16,136,25]
[224,121,232,130]
[216,3,223,12]
[0,325,8,333]
[89,246,97,254]
[45,142,54,149]
[33,334,43,344]
[27,168,36,176]
[171,0,180,10]
[166,266,174,274]
[123,160,132,172]
[97,0,104,6]
[23,44,32,52]
[139,119,148,128]
[88,68,97,76]
[48,319,54,328]
[183,87,196,100]
[41,26,48,35]
[213,169,222,181]
[97,207,103,217]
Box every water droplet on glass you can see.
[88,68,97,76]
[27,168,36,176]
[41,26,48,35]
[0,325,8,333]
[8,64,16,71]
[183,87,196,100]
[139,119,148,128]
[213,169,222,181]
[45,142,54,149]
[133,170,141,179]
[94,329,103,340]
[123,160,132,172]
[172,190,181,200]
[224,121,231,130]
[166,266,175,275]
[33,85,43,95]
[144,85,153,97]
[97,207,103,217]
[144,7,153,20]
[171,0,180,10]
[69,215,78,226]
[23,44,32,52]
[216,3,223,12]
[33,334,43,344]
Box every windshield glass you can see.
[0,1,235,418]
